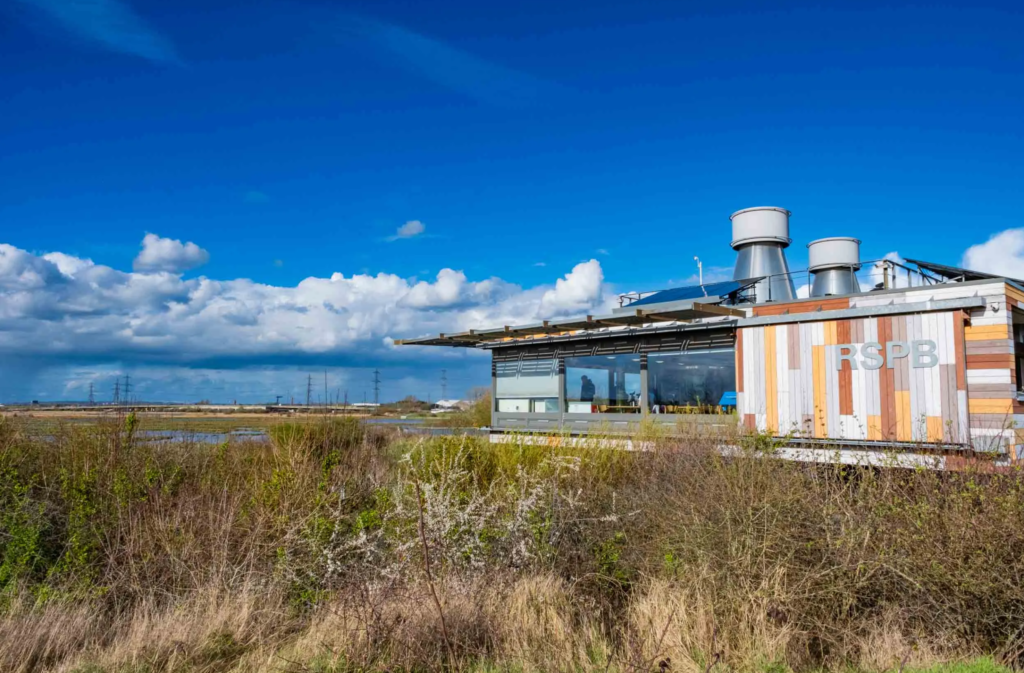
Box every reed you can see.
[0,414,1022,672]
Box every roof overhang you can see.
[395,300,746,348]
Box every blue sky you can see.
[1,0,1023,402]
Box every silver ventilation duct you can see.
[807,237,861,297]
[731,206,796,303]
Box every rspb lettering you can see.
[835,340,939,370]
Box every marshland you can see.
[1,407,1023,673]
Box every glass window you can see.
[565,354,642,413]
[495,359,558,413]
[648,349,735,414]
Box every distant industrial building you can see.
[400,207,1024,465]
[431,399,471,414]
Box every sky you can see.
[1,0,1023,403]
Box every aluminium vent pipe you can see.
[730,206,796,303]
[807,237,861,297]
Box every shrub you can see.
[0,417,1022,672]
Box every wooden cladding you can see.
[752,297,851,317]
[738,311,970,443]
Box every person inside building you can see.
[580,375,596,402]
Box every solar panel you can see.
[628,279,750,307]
[903,258,1024,284]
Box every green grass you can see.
[907,659,1013,673]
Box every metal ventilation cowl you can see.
[807,237,862,297]
[730,206,796,303]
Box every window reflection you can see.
[648,349,735,414]
[495,359,558,413]
[564,354,642,413]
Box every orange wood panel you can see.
[752,297,851,317]
[812,344,826,438]
[896,390,911,442]
[968,399,1014,414]
[965,324,1010,341]
[1006,286,1024,305]
[966,354,1015,369]
[867,415,882,441]
[879,316,897,440]
[926,416,943,443]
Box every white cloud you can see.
[861,251,918,290]
[387,220,425,241]
[133,233,210,274]
[0,240,611,377]
[795,283,810,299]
[962,228,1024,279]
[539,260,606,317]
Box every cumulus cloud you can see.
[539,260,606,317]
[387,220,426,241]
[962,229,1024,280]
[14,0,180,64]
[860,251,921,290]
[133,233,210,273]
[0,241,611,374]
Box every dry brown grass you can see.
[1,415,1023,672]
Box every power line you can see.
[123,374,131,405]
[373,369,381,406]
[113,379,120,404]
[441,369,448,400]
[88,382,95,406]
[306,374,313,407]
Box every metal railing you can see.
[619,258,945,307]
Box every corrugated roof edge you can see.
[395,302,745,348]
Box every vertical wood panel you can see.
[838,320,854,415]
[735,329,744,394]
[813,345,825,437]
[801,322,814,434]
[737,307,978,447]
[825,321,838,438]
[879,317,894,439]
[953,310,966,391]
[777,325,791,433]
[895,312,912,440]
[765,325,778,433]
[913,315,929,440]
[755,326,767,430]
